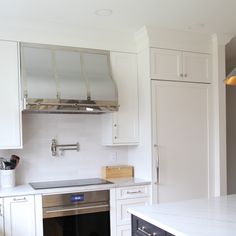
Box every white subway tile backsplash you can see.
[0,113,128,184]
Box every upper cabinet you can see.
[150,48,211,83]
[102,52,139,145]
[0,41,22,149]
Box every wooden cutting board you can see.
[102,165,134,179]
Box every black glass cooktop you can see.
[29,178,113,190]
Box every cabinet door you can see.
[150,48,183,81]
[109,52,139,145]
[183,52,211,83]
[152,81,209,203]
[117,198,149,225]
[4,195,36,236]
[0,41,22,149]
[0,199,4,236]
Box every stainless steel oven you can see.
[42,190,110,236]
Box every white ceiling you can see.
[1,0,236,35]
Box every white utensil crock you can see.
[0,169,15,188]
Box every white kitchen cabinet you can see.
[152,81,209,203]
[182,51,211,83]
[102,52,139,145]
[0,199,4,236]
[117,225,131,236]
[151,48,182,81]
[150,48,211,83]
[116,197,149,225]
[0,40,22,149]
[4,195,36,236]
[113,185,150,236]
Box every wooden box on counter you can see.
[102,165,134,179]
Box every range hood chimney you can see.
[20,43,119,113]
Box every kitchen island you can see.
[128,194,236,236]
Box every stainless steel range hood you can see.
[20,43,118,113]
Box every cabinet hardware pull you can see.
[127,190,142,194]
[138,226,152,236]
[153,144,160,184]
[179,73,183,77]
[13,197,27,202]
[184,74,187,77]
[45,204,109,214]
[0,204,2,216]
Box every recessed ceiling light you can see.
[95,9,113,17]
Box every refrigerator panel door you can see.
[152,81,209,203]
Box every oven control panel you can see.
[70,194,85,203]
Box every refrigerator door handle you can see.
[154,144,160,184]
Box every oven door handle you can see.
[45,203,109,214]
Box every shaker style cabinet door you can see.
[150,48,183,81]
[0,198,4,236]
[150,48,211,84]
[102,52,139,145]
[4,195,36,236]
[111,52,139,144]
[182,52,211,83]
[152,81,209,203]
[0,41,22,149]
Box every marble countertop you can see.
[128,194,236,236]
[0,177,150,197]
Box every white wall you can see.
[0,22,136,53]
[0,113,128,184]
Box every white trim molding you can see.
[211,33,233,196]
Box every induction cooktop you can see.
[29,178,113,190]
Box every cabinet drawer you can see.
[116,185,149,199]
[132,215,166,236]
[117,198,149,225]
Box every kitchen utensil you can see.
[10,159,16,169]
[10,155,20,169]
[4,161,12,170]
[0,157,8,170]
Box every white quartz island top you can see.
[128,194,236,236]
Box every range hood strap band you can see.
[52,50,60,99]
[80,53,91,100]
[107,53,118,101]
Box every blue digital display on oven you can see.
[70,194,85,203]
